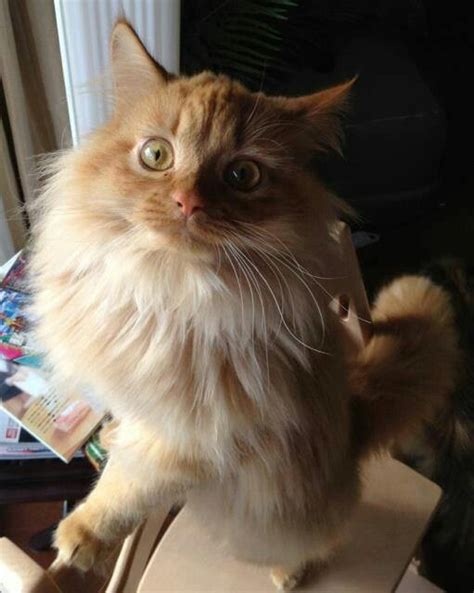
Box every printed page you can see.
[0,408,21,443]
[0,360,104,462]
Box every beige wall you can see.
[0,0,71,238]
[0,117,25,253]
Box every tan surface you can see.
[106,507,172,593]
[0,119,26,250]
[0,458,441,593]
[138,456,441,593]
[326,222,373,353]
[0,501,61,569]
[0,537,60,593]
[396,565,443,593]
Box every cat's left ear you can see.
[111,21,170,110]
[278,78,356,154]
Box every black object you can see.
[0,457,95,505]
[28,523,58,552]
[315,36,446,225]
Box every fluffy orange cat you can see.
[30,22,460,590]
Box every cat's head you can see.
[52,22,353,262]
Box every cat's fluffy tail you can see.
[350,273,461,456]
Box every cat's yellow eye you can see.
[224,159,261,192]
[139,138,174,171]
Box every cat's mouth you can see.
[178,213,226,245]
[147,211,226,254]
[133,203,232,255]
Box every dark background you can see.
[181,0,474,294]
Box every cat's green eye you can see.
[139,138,174,171]
[224,159,261,192]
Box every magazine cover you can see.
[0,405,87,460]
[0,252,41,362]
[0,442,70,460]
[0,285,40,363]
[0,409,21,443]
[0,359,104,462]
[0,287,29,339]
[0,251,106,461]
[1,250,29,293]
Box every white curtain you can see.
[55,0,181,144]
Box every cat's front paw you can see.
[271,565,307,591]
[53,506,113,572]
[270,560,325,591]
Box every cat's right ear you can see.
[111,21,169,109]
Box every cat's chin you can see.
[141,223,217,262]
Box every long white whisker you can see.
[227,242,256,340]
[224,229,289,336]
[215,245,223,274]
[238,222,342,281]
[231,243,329,356]
[236,223,371,327]
[221,244,245,326]
[223,242,265,396]
[243,238,326,349]
[253,248,298,333]
[226,228,326,347]
[227,241,270,387]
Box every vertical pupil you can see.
[153,148,161,161]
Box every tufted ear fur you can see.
[110,21,170,110]
[275,78,356,154]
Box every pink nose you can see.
[172,190,204,218]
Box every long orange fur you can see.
[29,22,460,590]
